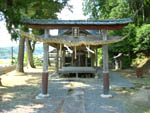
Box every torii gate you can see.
[22,18,132,98]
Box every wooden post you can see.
[120,60,122,70]
[58,47,60,69]
[71,53,74,66]
[91,54,94,67]
[76,73,78,78]
[42,29,49,95]
[85,55,88,67]
[101,30,111,97]
[74,46,77,59]
[95,48,98,69]
[88,45,90,58]
[78,52,80,66]
[56,46,59,73]
[62,49,65,67]
[59,45,63,68]
[115,59,119,70]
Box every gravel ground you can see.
[0,68,133,113]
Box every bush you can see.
[136,24,150,55]
[33,56,42,66]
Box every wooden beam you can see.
[27,24,127,30]
[102,30,110,95]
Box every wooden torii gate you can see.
[22,18,132,98]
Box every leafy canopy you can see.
[82,0,150,67]
[136,24,150,55]
[0,0,69,39]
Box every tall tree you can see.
[83,0,150,68]
[26,38,36,68]
[16,37,25,72]
[0,0,69,72]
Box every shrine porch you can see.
[58,66,97,78]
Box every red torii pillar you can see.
[101,30,112,98]
[36,29,49,99]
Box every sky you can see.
[57,0,88,20]
[0,20,18,47]
[0,0,87,47]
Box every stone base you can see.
[35,93,49,99]
[101,94,112,98]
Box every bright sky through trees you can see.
[0,20,17,47]
[0,0,87,47]
[58,0,87,20]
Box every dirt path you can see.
[0,67,132,113]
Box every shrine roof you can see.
[21,18,132,30]
[22,18,132,25]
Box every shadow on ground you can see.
[0,68,134,113]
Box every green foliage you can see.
[108,24,137,68]
[109,24,137,54]
[83,0,150,24]
[33,56,42,66]
[83,0,132,19]
[135,24,150,55]
[82,0,150,68]
[0,0,69,40]
[11,56,17,64]
[83,0,101,19]
[109,1,132,19]
[97,48,102,66]
[128,0,150,25]
[24,53,28,65]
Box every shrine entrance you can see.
[22,18,132,98]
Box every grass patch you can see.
[114,69,150,113]
[0,59,11,65]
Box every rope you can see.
[74,46,77,59]
[21,31,126,47]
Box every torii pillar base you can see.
[101,72,112,98]
[42,72,49,94]
[101,94,112,98]
[36,72,49,99]
[101,30,112,98]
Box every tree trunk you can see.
[16,37,25,72]
[0,77,2,86]
[11,46,14,65]
[25,38,36,68]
